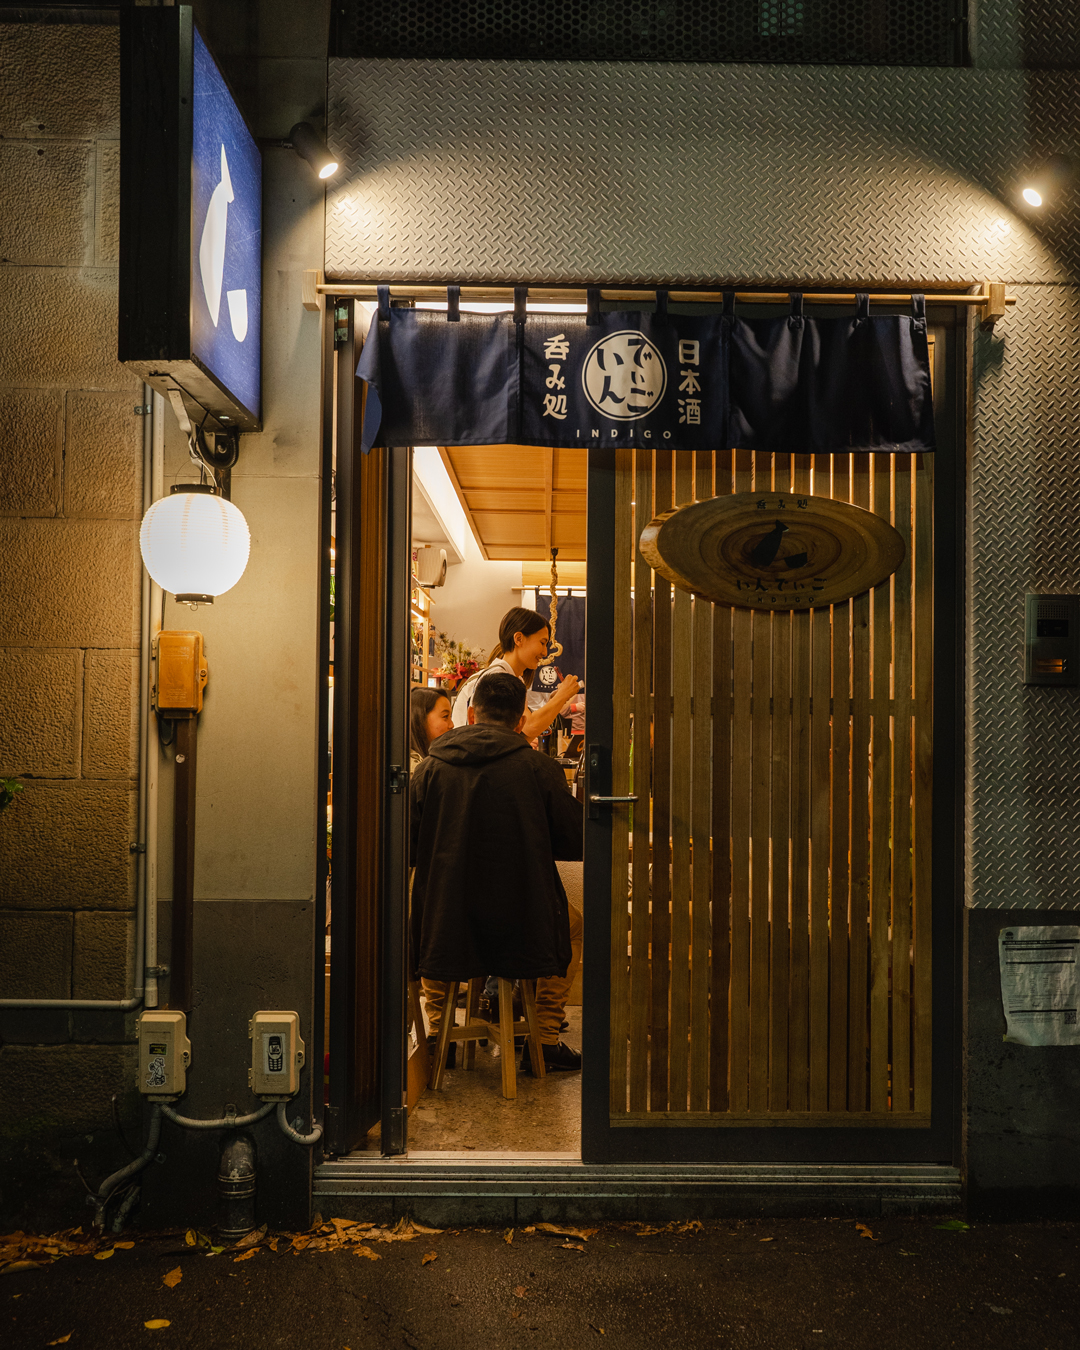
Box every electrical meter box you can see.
[1025,594,1080,686]
[249,1011,305,1098]
[154,631,208,714]
[137,1010,191,1099]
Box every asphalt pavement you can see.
[3,1215,1078,1350]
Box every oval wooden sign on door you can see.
[639,491,906,610]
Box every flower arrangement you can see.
[432,632,485,690]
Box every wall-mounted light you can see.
[290,122,338,180]
[1020,154,1074,209]
[140,484,251,606]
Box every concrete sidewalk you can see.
[4,1215,1078,1349]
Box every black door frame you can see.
[325,294,964,1168]
[581,303,964,1164]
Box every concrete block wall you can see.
[0,21,142,1224]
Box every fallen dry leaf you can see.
[47,1335,71,1345]
[535,1223,596,1241]
[409,1220,444,1235]
[560,1242,585,1253]
[354,1246,381,1261]
[233,1248,259,1263]
[2,1261,47,1275]
[635,1226,663,1237]
[113,1241,135,1250]
[759,1237,775,1243]
[514,1285,527,1299]
[163,1266,182,1289]
[291,1235,311,1252]
[589,1325,606,1336]
[185,1230,197,1247]
[93,1247,115,1261]
[855,1223,878,1241]
[522,1226,535,1233]
[422,1251,438,1265]
[235,1225,267,1250]
[144,1320,171,1330]
[502,1228,514,1245]
[511,1308,521,1320]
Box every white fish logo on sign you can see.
[198,144,248,342]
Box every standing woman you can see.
[409,687,455,1055]
[410,687,452,771]
[451,607,579,737]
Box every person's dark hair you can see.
[486,606,549,667]
[471,671,527,729]
[410,687,447,760]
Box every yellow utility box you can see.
[154,631,208,714]
[248,1011,305,1099]
[137,1010,191,1099]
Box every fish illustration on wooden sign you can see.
[639,491,905,610]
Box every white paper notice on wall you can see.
[999,926,1080,1046]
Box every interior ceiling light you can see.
[140,484,251,605]
[1020,153,1074,208]
[290,122,338,179]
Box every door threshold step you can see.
[313,1158,960,1224]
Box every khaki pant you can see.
[422,904,583,1045]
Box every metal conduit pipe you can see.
[91,1103,163,1230]
[0,385,161,1014]
[160,1102,275,1130]
[276,1101,323,1146]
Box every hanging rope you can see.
[539,548,563,663]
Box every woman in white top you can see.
[451,607,580,738]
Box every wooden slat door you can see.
[603,447,935,1131]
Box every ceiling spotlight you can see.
[290,122,338,180]
[1020,153,1074,209]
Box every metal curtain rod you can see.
[312,281,1014,308]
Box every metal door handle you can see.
[589,794,639,804]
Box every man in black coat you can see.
[410,671,584,1071]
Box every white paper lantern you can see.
[139,485,250,601]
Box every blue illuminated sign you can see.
[191,30,261,423]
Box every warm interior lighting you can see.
[140,484,251,602]
[1022,187,1043,207]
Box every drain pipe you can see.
[0,384,160,1014]
[218,1135,257,1243]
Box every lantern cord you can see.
[538,548,563,665]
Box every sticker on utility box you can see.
[263,1033,285,1075]
[145,1042,168,1089]
[999,926,1080,1045]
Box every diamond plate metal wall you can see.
[969,284,1080,910]
[326,58,1080,910]
[327,61,1080,285]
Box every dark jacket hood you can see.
[427,723,529,767]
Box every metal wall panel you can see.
[969,284,1080,910]
[327,61,1079,285]
[326,59,1080,909]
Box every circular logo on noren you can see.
[582,330,667,421]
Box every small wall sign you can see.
[639,492,906,610]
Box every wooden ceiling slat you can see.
[437,445,588,562]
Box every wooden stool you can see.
[428,977,545,1099]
